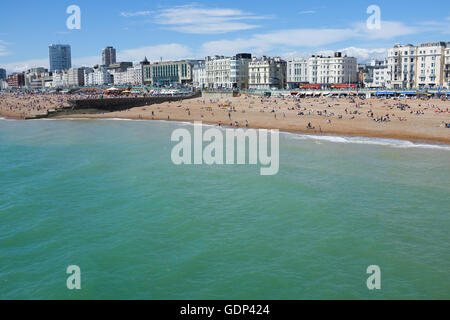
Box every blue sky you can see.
[0,0,449,72]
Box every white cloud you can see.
[0,40,11,57]
[317,47,388,62]
[299,10,316,14]
[354,21,418,39]
[117,44,193,62]
[201,20,419,57]
[2,58,49,73]
[201,28,357,56]
[120,11,153,18]
[154,4,268,34]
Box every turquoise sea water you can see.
[0,118,449,300]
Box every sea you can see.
[0,118,449,299]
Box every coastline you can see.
[3,114,448,148]
[50,114,450,146]
[2,95,449,145]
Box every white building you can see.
[287,58,308,88]
[0,80,9,90]
[126,64,143,86]
[52,72,68,88]
[25,67,50,89]
[192,60,206,89]
[67,68,85,87]
[109,69,127,85]
[308,52,357,86]
[205,54,252,89]
[248,56,286,90]
[84,66,112,86]
[363,59,388,88]
[387,42,450,89]
[446,47,450,89]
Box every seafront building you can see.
[67,68,85,87]
[7,73,25,88]
[192,60,206,89]
[0,68,6,81]
[286,58,309,89]
[0,80,8,90]
[143,60,196,86]
[362,59,388,88]
[307,52,358,86]
[102,46,117,67]
[49,44,72,72]
[248,56,286,90]
[387,42,450,89]
[84,65,113,86]
[205,54,252,90]
[24,68,51,90]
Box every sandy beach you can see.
[1,92,449,144]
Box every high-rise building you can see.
[49,44,72,72]
[0,68,6,81]
[102,46,117,67]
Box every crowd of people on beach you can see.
[1,92,449,135]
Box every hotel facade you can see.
[248,56,287,90]
[387,42,450,89]
[205,54,252,90]
[286,53,358,89]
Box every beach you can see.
[1,92,449,144]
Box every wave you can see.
[281,132,450,150]
[13,117,450,151]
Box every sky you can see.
[0,0,449,73]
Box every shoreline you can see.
[53,113,450,146]
[2,94,449,145]
[3,113,449,148]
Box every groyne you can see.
[33,92,202,119]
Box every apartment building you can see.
[308,52,357,86]
[287,59,308,89]
[192,60,206,89]
[387,42,450,89]
[205,54,252,90]
[84,66,112,86]
[248,56,286,90]
[363,59,388,88]
[67,68,85,87]
[7,73,25,88]
[102,46,116,67]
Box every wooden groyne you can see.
[34,92,201,119]
[67,91,201,111]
